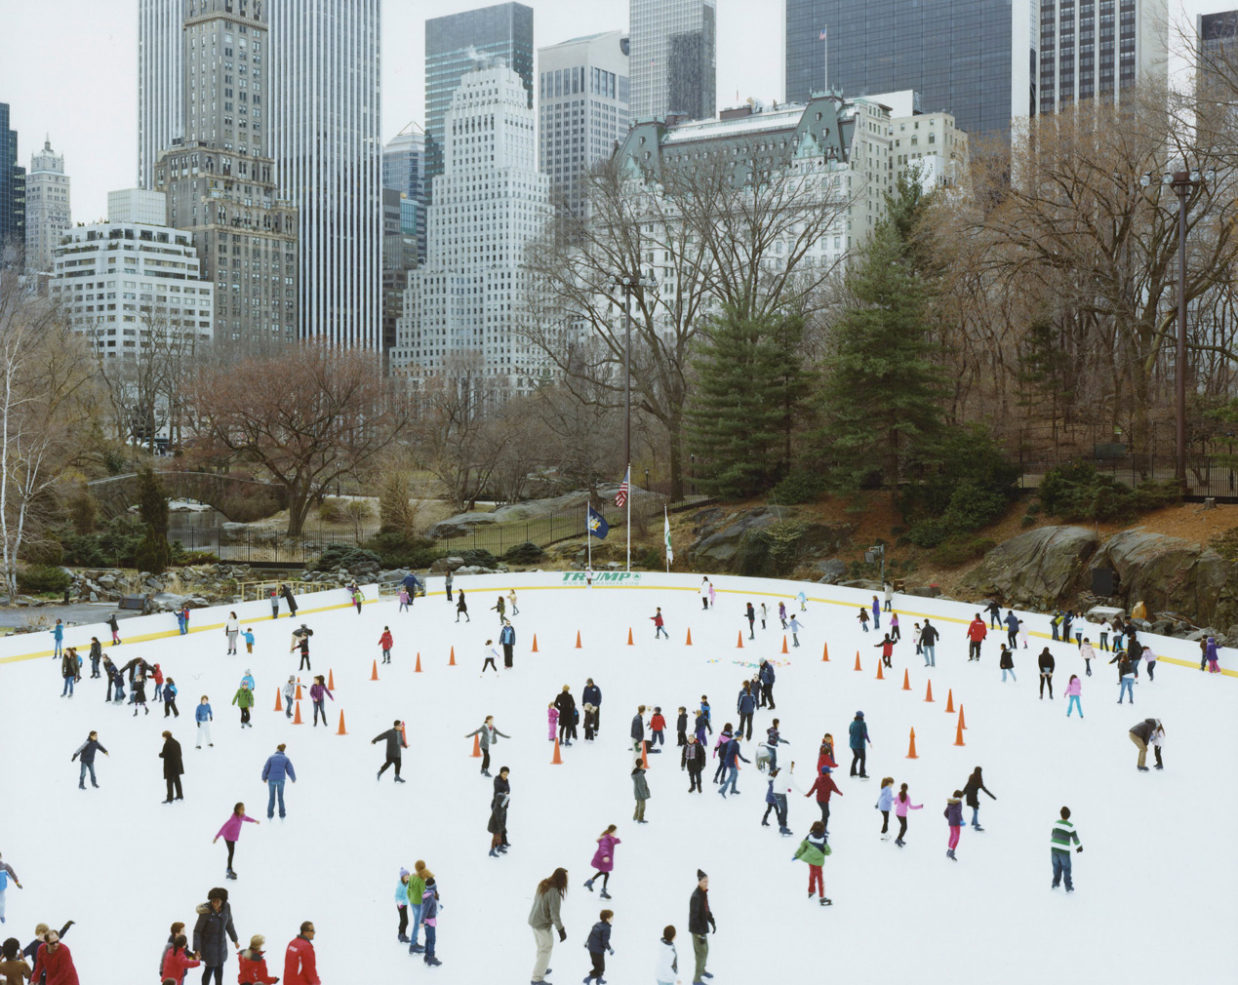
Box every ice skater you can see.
[419,875,442,966]
[682,734,705,792]
[1065,675,1083,717]
[584,825,620,898]
[213,802,259,879]
[876,777,894,838]
[763,766,794,835]
[480,640,500,676]
[1129,718,1165,771]
[378,626,394,665]
[310,675,333,726]
[528,868,568,984]
[282,676,296,720]
[700,578,710,610]
[1000,644,1016,682]
[848,711,870,779]
[456,589,469,623]
[1037,647,1055,699]
[231,681,254,728]
[71,730,107,789]
[874,634,894,668]
[945,790,964,860]
[107,613,121,645]
[290,624,313,671]
[792,821,831,905]
[163,676,179,718]
[490,594,506,623]
[500,619,516,669]
[262,743,296,818]
[583,909,614,985]
[651,607,669,639]
[464,715,510,777]
[893,782,922,847]
[507,588,518,615]
[0,851,22,921]
[788,613,804,648]
[195,695,214,748]
[856,606,868,632]
[243,627,254,655]
[961,767,996,831]
[1050,806,1083,892]
[373,720,409,782]
[225,612,239,654]
[805,765,842,830]
[488,770,510,857]
[745,602,756,639]
[160,730,184,803]
[632,758,650,822]
[1080,637,1095,676]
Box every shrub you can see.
[1021,514,1037,528]
[769,469,826,505]
[503,541,545,564]
[905,517,950,549]
[215,486,284,523]
[932,537,995,567]
[21,539,65,566]
[18,564,72,595]
[314,545,381,571]
[1036,463,1179,523]
[317,497,348,524]
[459,548,498,568]
[634,546,663,570]
[362,531,441,569]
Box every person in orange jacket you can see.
[237,934,279,985]
[283,922,319,985]
[966,614,988,661]
[159,933,200,984]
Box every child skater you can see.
[792,820,832,905]
[893,782,923,847]
[583,910,614,985]
[213,801,259,879]
[876,777,895,840]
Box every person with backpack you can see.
[163,677,180,718]
[792,820,832,906]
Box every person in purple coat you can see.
[583,825,620,899]
[309,675,333,726]
[213,802,259,879]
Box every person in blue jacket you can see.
[583,910,614,985]
[195,696,214,748]
[1004,610,1020,648]
[52,619,64,658]
[758,659,776,709]
[582,678,601,733]
[848,711,871,779]
[736,684,757,741]
[71,731,108,789]
[499,619,517,669]
[717,727,750,797]
[261,743,297,819]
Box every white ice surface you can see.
[1,572,1235,985]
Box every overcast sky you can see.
[0,0,1218,221]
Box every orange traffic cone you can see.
[471,733,482,758]
[551,736,562,765]
[902,668,911,691]
[945,688,955,713]
[414,652,422,673]
[954,717,966,746]
[737,631,744,649]
[274,687,283,712]
[822,642,830,662]
[627,627,634,646]
[532,634,539,653]
[641,741,650,768]
[293,700,303,724]
[328,669,335,691]
[924,679,934,702]
[906,727,919,759]
[336,710,347,735]
[875,660,884,680]
[854,650,862,671]
[958,705,967,730]
[449,646,456,667]
[370,659,379,681]
[295,683,303,701]
[575,630,582,649]
[781,635,789,654]
[685,628,693,646]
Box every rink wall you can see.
[0,583,379,665]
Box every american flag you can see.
[819,27,828,40]
[615,467,630,508]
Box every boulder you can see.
[429,556,466,574]
[961,526,1099,609]
[1087,529,1238,635]
[690,506,792,567]
[814,559,848,583]
[427,512,499,539]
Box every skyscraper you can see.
[383,123,428,264]
[269,0,382,349]
[1037,0,1167,114]
[629,0,716,122]
[24,138,71,274]
[1197,10,1238,141]
[0,103,24,260]
[157,0,298,353]
[424,2,534,200]
[138,0,184,189]
[538,31,630,217]
[784,0,1036,138]
[394,64,552,394]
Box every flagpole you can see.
[822,25,828,93]
[626,462,631,573]
[664,507,670,573]
[586,498,591,576]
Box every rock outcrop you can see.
[961,526,1099,609]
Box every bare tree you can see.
[0,274,100,597]
[186,344,410,536]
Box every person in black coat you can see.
[961,766,996,831]
[681,735,705,792]
[1037,647,1055,699]
[675,707,689,747]
[553,686,576,746]
[372,720,408,782]
[630,705,646,754]
[192,887,238,985]
[491,768,511,848]
[582,679,602,733]
[160,730,184,802]
[88,638,103,678]
[279,583,297,616]
[688,870,715,984]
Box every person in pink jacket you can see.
[547,703,559,741]
[213,801,260,880]
[584,824,621,899]
[1065,674,1083,718]
[893,782,923,847]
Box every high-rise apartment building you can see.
[1197,10,1238,140]
[629,0,716,122]
[1037,0,1167,114]
[785,0,1036,138]
[538,31,630,217]
[0,103,25,260]
[23,138,71,273]
[393,65,552,394]
[49,196,214,359]
[156,0,298,353]
[269,0,382,349]
[138,0,184,189]
[425,3,534,200]
[383,123,428,264]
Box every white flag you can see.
[664,508,674,564]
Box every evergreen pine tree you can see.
[687,304,808,499]
[817,180,945,491]
[134,468,171,574]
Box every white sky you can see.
[0,0,1219,221]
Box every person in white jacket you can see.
[656,925,680,985]
[224,613,240,655]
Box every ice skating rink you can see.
[1,572,1235,984]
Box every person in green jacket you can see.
[792,820,832,905]
[406,860,429,954]
[231,683,255,729]
[1050,806,1083,892]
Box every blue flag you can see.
[587,505,610,540]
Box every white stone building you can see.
[23,138,71,273]
[393,64,552,395]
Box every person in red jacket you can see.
[816,734,839,774]
[238,934,280,985]
[284,921,319,985]
[30,930,78,985]
[805,765,843,833]
[966,615,987,662]
[377,627,394,665]
[159,933,200,984]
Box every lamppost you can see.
[1141,168,1214,488]
[865,544,885,587]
